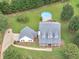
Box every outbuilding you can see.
[18,26,37,42]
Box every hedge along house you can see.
[38,12,61,47]
[18,26,37,42]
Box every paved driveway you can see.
[1,29,14,59]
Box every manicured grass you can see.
[70,0,79,15]
[4,46,65,59]
[7,2,64,32]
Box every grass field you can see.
[4,46,65,59]
[3,0,79,59]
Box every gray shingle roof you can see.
[19,26,37,40]
[39,22,61,44]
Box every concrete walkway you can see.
[13,44,52,52]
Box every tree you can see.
[0,14,8,32]
[73,30,79,47]
[0,0,61,14]
[68,16,79,32]
[64,43,79,59]
[61,3,74,21]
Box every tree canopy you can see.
[73,30,79,47]
[68,16,79,32]
[61,3,74,21]
[64,43,79,59]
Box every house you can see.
[15,12,61,47]
[18,26,37,42]
[41,12,52,22]
[38,22,61,47]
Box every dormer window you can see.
[48,32,53,39]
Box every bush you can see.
[0,1,12,14]
[73,30,79,47]
[64,43,79,59]
[16,15,29,23]
[68,16,79,32]
[61,3,74,21]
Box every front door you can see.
[48,44,51,47]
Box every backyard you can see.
[1,0,79,59]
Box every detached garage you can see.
[18,26,37,42]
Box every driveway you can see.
[1,29,14,59]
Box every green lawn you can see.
[4,46,65,59]
[3,0,79,59]
[7,2,64,32]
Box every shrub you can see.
[68,16,79,32]
[64,43,79,59]
[0,1,12,14]
[73,30,79,47]
[16,15,29,23]
[61,3,74,21]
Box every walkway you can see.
[13,44,52,52]
[1,29,14,59]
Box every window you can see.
[42,32,46,39]
[54,32,58,39]
[48,32,53,39]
